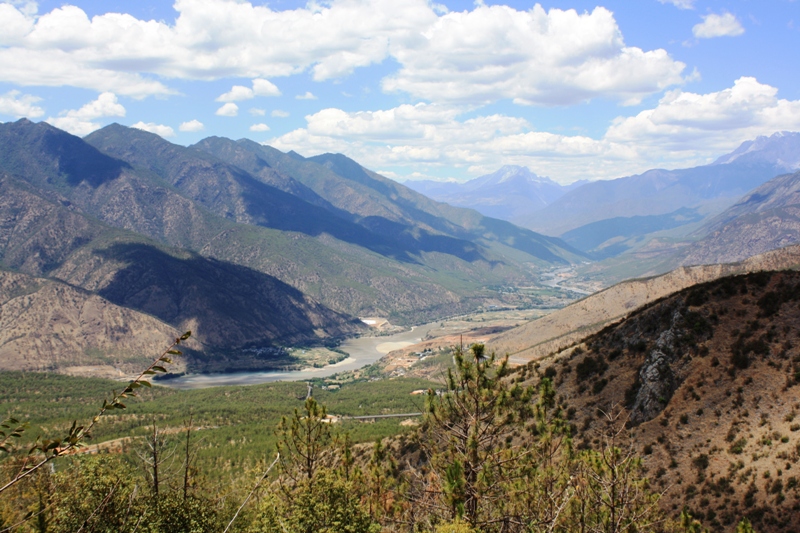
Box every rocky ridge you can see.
[487,245,800,363]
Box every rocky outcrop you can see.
[629,311,683,424]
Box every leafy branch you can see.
[0,417,26,454]
[0,331,191,496]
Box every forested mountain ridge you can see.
[0,120,366,371]
[192,136,587,265]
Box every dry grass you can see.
[519,269,800,531]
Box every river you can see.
[162,322,439,389]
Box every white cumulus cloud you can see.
[658,0,695,9]
[252,79,280,97]
[605,77,800,161]
[383,4,687,106]
[216,79,281,102]
[272,110,289,118]
[250,108,266,116]
[268,103,635,182]
[693,12,745,38]
[0,90,44,118]
[217,85,254,102]
[0,1,686,105]
[179,119,204,132]
[268,78,800,182]
[296,91,317,100]
[215,102,238,116]
[132,122,176,138]
[46,92,125,136]
[250,123,270,132]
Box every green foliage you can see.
[420,343,536,528]
[680,507,709,533]
[49,455,141,533]
[0,338,765,532]
[249,469,378,533]
[0,417,25,454]
[0,372,435,482]
[251,396,380,533]
[736,517,757,533]
[432,519,476,533]
[566,411,664,533]
[0,332,191,496]
[276,397,331,484]
[141,493,221,533]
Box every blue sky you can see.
[1,0,798,183]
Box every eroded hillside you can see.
[527,270,800,531]
[0,270,197,376]
[488,245,800,364]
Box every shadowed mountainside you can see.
[193,138,586,265]
[0,269,197,375]
[0,119,586,326]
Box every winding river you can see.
[163,322,439,389]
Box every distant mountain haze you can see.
[560,208,706,259]
[519,132,800,237]
[405,165,584,221]
[404,133,800,262]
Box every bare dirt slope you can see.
[525,269,800,532]
[0,270,194,376]
[488,245,800,364]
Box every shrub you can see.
[592,378,608,394]
[575,355,607,382]
[693,454,709,471]
[730,438,748,454]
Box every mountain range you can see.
[405,166,584,221]
[5,116,800,377]
[0,119,583,373]
[404,133,800,263]
[682,170,800,266]
[577,165,800,284]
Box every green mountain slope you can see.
[0,119,586,335]
[193,139,585,265]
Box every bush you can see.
[592,378,608,394]
[575,355,607,382]
[730,438,748,454]
[692,454,709,471]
